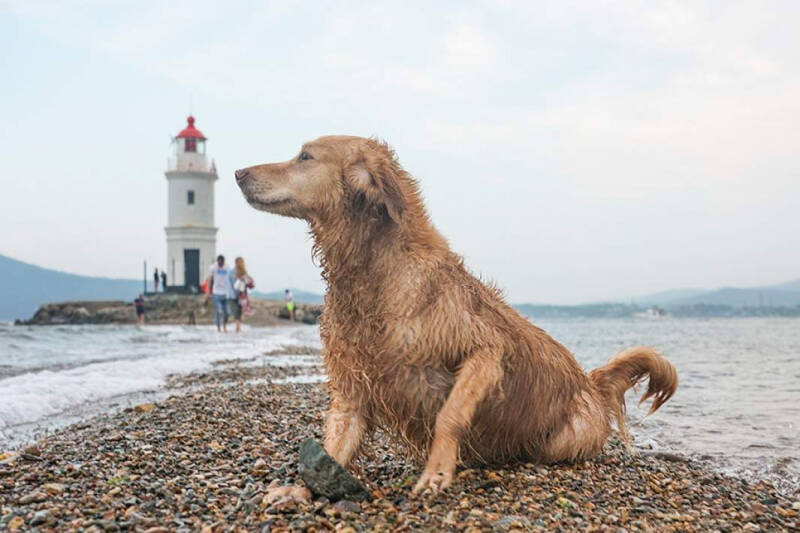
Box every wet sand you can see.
[1,356,798,531]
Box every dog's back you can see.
[321,236,610,464]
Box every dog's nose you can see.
[235,168,250,182]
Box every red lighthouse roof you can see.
[176,115,206,140]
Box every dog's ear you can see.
[344,141,406,223]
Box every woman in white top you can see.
[232,257,255,333]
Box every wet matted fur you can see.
[236,136,678,493]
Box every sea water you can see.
[0,317,798,494]
[0,323,322,448]
[534,316,800,496]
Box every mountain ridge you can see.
[633,280,800,308]
[0,254,144,321]
[1,252,797,321]
[0,253,326,321]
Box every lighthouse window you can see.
[187,190,195,205]
[185,138,197,153]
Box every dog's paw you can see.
[412,468,453,495]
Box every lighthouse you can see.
[164,115,218,292]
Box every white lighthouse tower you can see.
[164,115,218,292]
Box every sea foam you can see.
[0,324,320,437]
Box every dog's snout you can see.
[235,168,251,183]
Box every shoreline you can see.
[1,357,798,531]
[0,337,325,451]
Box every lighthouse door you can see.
[183,249,200,292]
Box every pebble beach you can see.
[1,351,798,532]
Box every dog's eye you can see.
[298,151,313,162]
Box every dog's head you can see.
[236,136,408,224]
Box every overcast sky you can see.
[1,1,799,304]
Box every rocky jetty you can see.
[18,294,323,326]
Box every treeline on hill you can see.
[514,303,800,318]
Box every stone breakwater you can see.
[0,356,798,531]
[18,294,323,326]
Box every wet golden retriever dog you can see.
[235,136,677,494]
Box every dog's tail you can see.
[589,346,677,444]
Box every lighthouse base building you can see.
[164,116,218,292]
[165,227,217,291]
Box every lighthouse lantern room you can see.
[164,115,218,292]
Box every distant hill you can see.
[635,279,800,308]
[767,279,800,292]
[515,302,636,319]
[515,278,800,318]
[0,253,326,321]
[252,289,324,305]
[635,288,707,305]
[666,287,800,308]
[263,282,800,309]
[0,253,143,321]
[4,251,797,321]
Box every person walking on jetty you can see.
[232,257,255,333]
[153,268,160,293]
[204,255,235,332]
[284,289,295,321]
[160,270,167,292]
[134,294,145,325]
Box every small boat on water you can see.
[634,306,668,319]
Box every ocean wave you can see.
[0,324,320,432]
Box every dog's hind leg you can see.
[324,394,367,467]
[412,347,503,494]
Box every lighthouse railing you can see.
[167,155,214,173]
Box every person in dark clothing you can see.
[161,270,167,292]
[134,294,145,324]
[153,268,160,293]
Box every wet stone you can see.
[18,490,48,504]
[43,482,65,495]
[333,499,362,513]
[23,444,42,457]
[30,509,53,526]
[6,516,25,531]
[298,439,370,502]
[492,514,532,530]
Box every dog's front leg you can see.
[412,348,503,494]
[323,394,367,467]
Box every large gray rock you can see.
[298,439,370,502]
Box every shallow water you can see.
[0,317,797,495]
[532,316,800,496]
[0,323,321,447]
